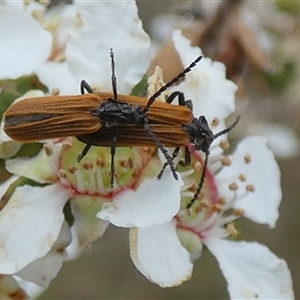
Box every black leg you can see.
[157,147,181,179]
[80,80,94,94]
[143,118,178,180]
[110,132,117,188]
[78,143,92,162]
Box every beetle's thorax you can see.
[92,99,146,128]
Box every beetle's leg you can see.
[80,80,94,94]
[157,147,181,179]
[78,143,92,162]
[143,119,178,180]
[110,132,117,188]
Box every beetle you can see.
[3,50,239,207]
[4,50,200,184]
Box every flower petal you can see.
[97,169,182,228]
[66,1,150,93]
[130,220,193,287]
[68,196,109,257]
[172,30,237,132]
[248,122,300,159]
[0,184,71,274]
[5,143,63,184]
[205,238,294,299]
[16,221,71,288]
[0,274,28,300]
[216,136,281,227]
[0,3,52,79]
[35,61,79,95]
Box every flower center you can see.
[49,138,159,199]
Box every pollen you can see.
[31,9,43,22]
[219,139,230,150]
[62,141,72,149]
[51,88,60,95]
[221,157,232,166]
[58,169,67,179]
[211,117,220,127]
[44,145,53,156]
[229,182,238,191]
[226,223,238,237]
[212,203,223,213]
[238,174,247,182]
[38,0,50,6]
[194,161,202,172]
[246,184,255,192]
[234,208,245,217]
[218,197,226,205]
[96,158,105,167]
[244,154,252,164]
[82,161,93,170]
[68,166,77,174]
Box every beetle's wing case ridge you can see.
[77,124,190,148]
[4,94,106,142]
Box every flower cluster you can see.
[0,1,294,299]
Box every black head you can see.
[186,116,215,154]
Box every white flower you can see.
[0,1,182,296]
[129,32,294,299]
[0,1,294,299]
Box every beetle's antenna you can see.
[214,116,240,139]
[186,152,209,209]
[145,56,203,110]
[110,49,118,100]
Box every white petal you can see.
[205,238,294,299]
[35,61,79,95]
[0,118,22,158]
[68,196,109,257]
[0,3,52,79]
[16,222,71,288]
[66,1,150,93]
[0,275,28,299]
[172,30,237,130]
[248,122,300,159]
[0,184,71,274]
[130,220,193,287]
[6,152,54,184]
[97,169,182,228]
[216,136,281,227]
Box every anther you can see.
[238,174,247,182]
[226,223,238,237]
[229,182,238,191]
[211,118,220,127]
[58,169,67,178]
[44,145,53,156]
[219,139,230,150]
[234,208,245,217]
[82,161,93,170]
[68,166,77,174]
[51,88,60,95]
[96,158,105,167]
[244,154,252,164]
[221,157,232,166]
[246,184,255,192]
